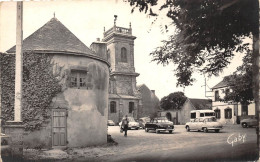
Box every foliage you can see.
[223,50,253,105]
[0,52,62,131]
[160,92,187,110]
[127,0,258,87]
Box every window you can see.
[215,90,220,101]
[225,88,230,94]
[200,113,204,117]
[129,102,134,113]
[190,112,196,119]
[121,47,127,62]
[225,108,232,119]
[205,112,215,116]
[107,49,111,63]
[214,109,221,119]
[70,70,87,88]
[242,105,248,116]
[110,101,116,113]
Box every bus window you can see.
[205,112,215,116]
[200,113,204,117]
[191,112,196,119]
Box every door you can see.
[52,109,67,147]
[166,112,172,121]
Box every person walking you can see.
[121,115,129,137]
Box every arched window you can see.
[121,47,127,62]
[129,102,134,113]
[225,107,232,119]
[214,108,221,119]
[110,101,116,113]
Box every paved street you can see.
[102,125,258,161]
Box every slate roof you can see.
[211,80,229,89]
[188,98,212,110]
[7,17,94,55]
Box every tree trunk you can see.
[252,32,259,146]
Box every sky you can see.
[0,0,248,100]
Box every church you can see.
[104,16,160,124]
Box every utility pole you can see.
[4,2,25,158]
[14,1,23,122]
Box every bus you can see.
[190,110,215,121]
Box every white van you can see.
[190,110,215,121]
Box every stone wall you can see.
[51,54,109,147]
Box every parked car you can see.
[241,118,258,128]
[145,117,174,133]
[119,117,140,130]
[1,133,11,157]
[185,117,223,133]
[139,117,151,129]
[107,120,115,126]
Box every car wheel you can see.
[215,129,220,133]
[169,130,173,134]
[203,127,208,133]
[186,126,190,132]
[242,123,247,128]
[145,128,149,132]
[156,129,160,134]
[136,127,139,130]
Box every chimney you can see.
[151,90,155,94]
[96,38,100,42]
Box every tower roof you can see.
[7,17,94,55]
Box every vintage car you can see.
[145,117,174,133]
[138,117,151,129]
[107,120,115,126]
[185,117,223,133]
[119,117,140,130]
[241,118,258,128]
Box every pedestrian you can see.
[121,115,129,137]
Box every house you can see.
[159,98,212,125]
[104,21,141,124]
[211,78,255,124]
[136,84,160,119]
[4,17,110,148]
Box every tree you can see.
[160,92,187,110]
[224,50,253,105]
[127,0,259,123]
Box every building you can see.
[136,84,160,118]
[103,19,141,124]
[4,17,110,148]
[211,78,255,124]
[159,98,212,125]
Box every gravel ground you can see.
[21,124,258,161]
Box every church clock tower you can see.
[103,15,140,123]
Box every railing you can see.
[104,26,132,37]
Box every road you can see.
[101,124,258,161]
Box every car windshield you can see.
[157,119,169,123]
[122,117,135,122]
